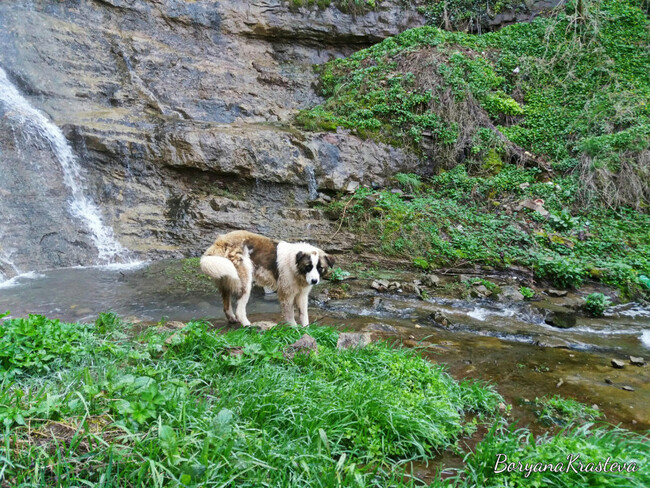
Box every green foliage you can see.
[464,277,497,291]
[300,0,650,208]
[436,422,650,488]
[1,316,504,487]
[332,164,649,294]
[419,0,519,30]
[0,315,91,376]
[519,286,535,299]
[328,266,351,281]
[534,395,602,426]
[394,172,422,192]
[583,292,612,317]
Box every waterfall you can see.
[0,66,129,279]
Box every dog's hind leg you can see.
[235,253,254,326]
[220,287,237,323]
[297,290,310,327]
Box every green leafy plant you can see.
[519,286,535,299]
[327,266,351,282]
[583,292,612,317]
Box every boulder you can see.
[499,286,525,302]
[544,311,576,329]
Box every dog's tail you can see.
[200,256,240,291]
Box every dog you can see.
[200,230,334,326]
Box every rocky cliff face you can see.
[0,0,426,265]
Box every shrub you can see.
[583,292,612,317]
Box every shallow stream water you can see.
[1,261,648,430]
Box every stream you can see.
[1,260,648,430]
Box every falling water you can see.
[0,66,127,264]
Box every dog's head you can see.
[295,250,335,286]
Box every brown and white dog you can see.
[200,230,334,326]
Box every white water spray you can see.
[0,66,127,263]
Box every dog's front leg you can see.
[280,292,298,326]
[297,291,310,327]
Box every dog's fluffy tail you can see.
[200,256,240,290]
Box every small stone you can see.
[430,311,451,328]
[284,334,318,360]
[556,378,564,388]
[591,404,599,411]
[622,385,635,392]
[605,378,613,384]
[337,332,372,350]
[414,324,422,329]
[547,289,568,297]
[569,354,575,358]
[409,335,415,340]
[370,279,389,292]
[345,180,359,193]
[422,274,441,287]
[498,402,507,413]
[402,282,421,295]
[388,281,401,291]
[611,359,625,369]
[166,321,185,329]
[365,323,397,333]
[629,356,645,366]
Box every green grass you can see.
[435,421,649,488]
[534,395,603,426]
[0,314,502,487]
[2,314,648,486]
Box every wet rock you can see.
[371,279,389,292]
[284,334,318,360]
[547,289,568,297]
[401,282,422,296]
[611,359,626,369]
[536,338,570,349]
[337,332,372,350]
[470,285,492,298]
[422,274,441,288]
[364,323,397,333]
[605,378,613,385]
[499,286,525,302]
[544,311,576,329]
[388,281,402,292]
[430,311,452,328]
[629,356,645,366]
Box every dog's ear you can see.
[295,251,305,266]
[324,254,335,269]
